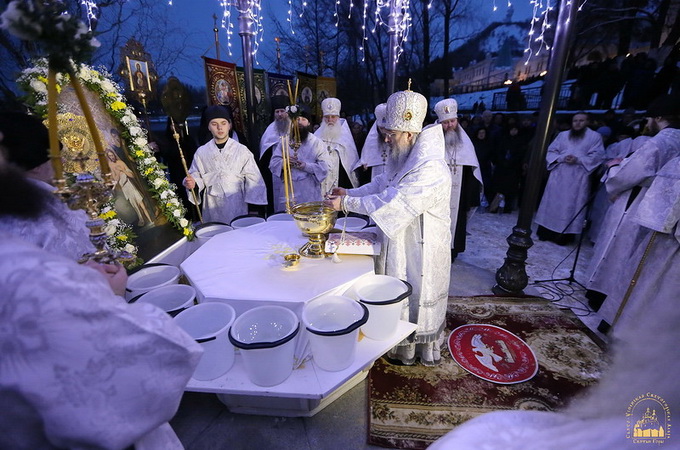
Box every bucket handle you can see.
[306,302,369,336]
[196,336,217,344]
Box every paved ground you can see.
[171,210,606,449]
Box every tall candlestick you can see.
[46,69,64,181]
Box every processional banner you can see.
[236,67,269,138]
[316,76,336,119]
[203,56,244,135]
[268,72,295,100]
[296,71,318,120]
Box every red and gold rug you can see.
[367,296,607,449]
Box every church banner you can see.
[267,72,294,101]
[236,67,269,139]
[203,56,244,135]
[296,71,318,121]
[316,76,336,118]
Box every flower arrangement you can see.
[18,58,195,261]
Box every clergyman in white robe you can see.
[187,138,267,224]
[0,235,202,449]
[594,126,680,324]
[535,126,604,235]
[353,103,388,181]
[269,132,330,212]
[342,124,452,365]
[315,118,360,194]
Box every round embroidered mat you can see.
[448,324,538,384]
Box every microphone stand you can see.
[533,188,599,289]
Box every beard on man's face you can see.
[569,126,587,139]
[386,134,413,173]
[444,126,462,149]
[320,121,342,142]
[275,117,291,134]
[298,123,313,142]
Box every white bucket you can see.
[174,302,236,380]
[266,213,294,222]
[335,216,367,231]
[133,284,196,317]
[353,275,412,341]
[228,306,299,386]
[302,295,368,372]
[125,264,180,301]
[195,222,233,246]
[230,215,265,229]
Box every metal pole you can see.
[275,37,281,73]
[213,14,220,60]
[237,0,259,152]
[493,0,580,295]
[386,0,402,95]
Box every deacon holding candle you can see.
[269,104,330,212]
[324,90,452,366]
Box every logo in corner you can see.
[626,393,671,444]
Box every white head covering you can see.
[374,103,387,128]
[321,97,341,116]
[434,98,458,122]
[384,90,427,133]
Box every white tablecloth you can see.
[181,221,375,317]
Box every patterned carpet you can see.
[367,296,607,449]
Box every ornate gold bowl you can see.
[291,201,337,258]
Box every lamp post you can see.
[275,36,281,73]
[237,0,259,152]
[386,0,403,95]
[493,0,580,295]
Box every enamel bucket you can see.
[230,215,265,229]
[174,302,236,380]
[353,275,412,341]
[195,222,233,246]
[125,263,181,301]
[132,284,196,317]
[228,306,299,386]
[302,295,368,372]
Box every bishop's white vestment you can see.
[344,125,452,365]
[315,118,360,194]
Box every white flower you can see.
[173,210,181,218]
[169,198,179,206]
[153,178,165,188]
[100,79,114,93]
[160,190,171,200]
[120,115,133,125]
[105,223,117,236]
[129,126,142,137]
[108,218,120,227]
[124,244,136,253]
[179,218,188,227]
[79,67,92,81]
[29,79,47,94]
[134,137,147,148]
[155,170,165,178]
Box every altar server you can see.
[183,105,267,223]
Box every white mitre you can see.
[384,90,427,133]
[434,98,458,122]
[321,97,341,116]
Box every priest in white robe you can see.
[314,97,360,195]
[325,90,452,366]
[183,105,267,224]
[0,160,202,449]
[431,98,483,259]
[258,95,290,214]
[593,95,680,331]
[353,103,389,181]
[269,105,330,211]
[535,112,605,243]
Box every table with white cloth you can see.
[179,220,417,416]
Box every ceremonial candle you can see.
[70,75,111,176]
[46,69,64,180]
[281,136,290,211]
